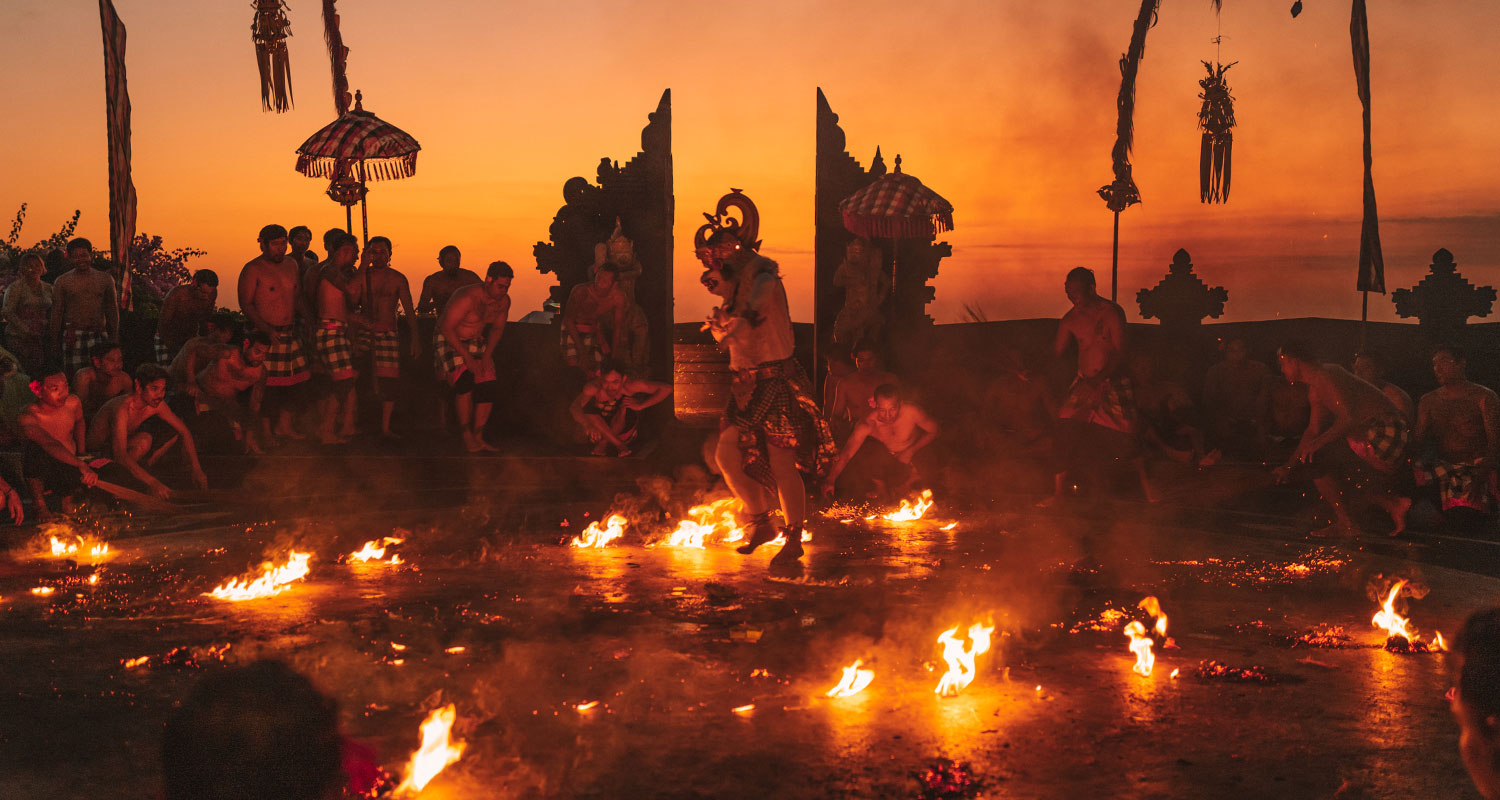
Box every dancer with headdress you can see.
[698,190,836,568]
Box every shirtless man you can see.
[193,332,271,454]
[569,362,671,457]
[288,225,318,274]
[1203,337,1272,459]
[1414,345,1500,516]
[436,261,511,452]
[560,265,626,375]
[417,246,481,314]
[822,383,940,500]
[1353,351,1415,423]
[829,343,897,432]
[48,237,119,375]
[18,365,99,517]
[301,228,347,318]
[237,224,310,440]
[88,364,207,500]
[311,233,360,443]
[72,341,132,418]
[1048,266,1154,504]
[1273,339,1412,537]
[168,311,238,393]
[346,236,417,438]
[156,270,219,364]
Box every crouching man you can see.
[88,364,207,500]
[822,383,940,501]
[18,365,99,518]
[569,362,671,457]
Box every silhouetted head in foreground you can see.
[1453,608,1500,799]
[162,660,343,800]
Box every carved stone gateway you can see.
[815,88,949,376]
[533,90,673,381]
[1392,248,1496,341]
[1136,248,1229,333]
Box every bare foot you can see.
[1036,495,1060,508]
[590,441,610,456]
[274,424,305,441]
[469,434,499,453]
[616,447,632,458]
[1387,496,1413,537]
[380,430,402,441]
[1198,449,1222,468]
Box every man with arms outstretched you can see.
[88,364,208,500]
[822,383,939,500]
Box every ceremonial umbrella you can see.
[837,155,954,311]
[294,90,420,245]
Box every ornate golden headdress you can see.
[605,218,632,258]
[694,189,761,264]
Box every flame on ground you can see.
[884,489,935,522]
[396,704,466,794]
[1125,621,1155,676]
[575,701,600,712]
[935,623,995,696]
[1139,596,1168,640]
[206,552,312,601]
[571,515,627,548]
[1372,580,1416,642]
[826,659,875,698]
[659,498,745,548]
[349,537,405,564]
[43,528,112,563]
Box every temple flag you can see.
[100,0,136,309]
[1350,0,1385,294]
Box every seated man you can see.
[188,332,270,455]
[18,365,99,517]
[1273,339,1412,537]
[978,348,1054,456]
[1353,350,1415,423]
[71,340,132,419]
[167,311,239,395]
[1414,345,1499,518]
[87,364,208,500]
[1202,337,1271,459]
[1130,352,1217,468]
[822,383,940,500]
[569,362,671,457]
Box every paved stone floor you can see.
[0,487,1489,799]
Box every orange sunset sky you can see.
[3,0,1497,325]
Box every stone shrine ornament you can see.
[1392,249,1496,338]
[1136,248,1229,331]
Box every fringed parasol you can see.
[838,157,954,241]
[294,91,420,182]
[293,90,419,243]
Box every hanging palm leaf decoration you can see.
[252,0,295,112]
[1198,60,1237,203]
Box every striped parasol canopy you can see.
[838,155,954,240]
[294,90,419,182]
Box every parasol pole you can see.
[1111,209,1120,302]
[357,158,369,246]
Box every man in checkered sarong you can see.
[1045,267,1156,506]
[1414,345,1499,518]
[560,264,626,376]
[346,236,418,439]
[1274,340,1414,537]
[701,223,835,569]
[311,233,361,443]
[47,237,118,376]
[237,224,311,441]
[435,261,512,453]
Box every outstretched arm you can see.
[111,409,168,498]
[824,420,872,487]
[158,406,207,489]
[623,378,672,411]
[903,406,941,459]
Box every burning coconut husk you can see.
[1124,596,1172,676]
[1371,579,1446,654]
[915,757,980,799]
[35,524,113,564]
[347,536,406,565]
[1196,659,1278,684]
[884,489,935,522]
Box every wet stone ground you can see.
[0,500,1486,799]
